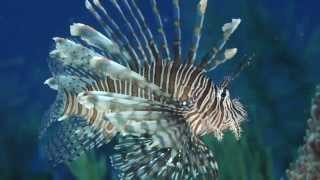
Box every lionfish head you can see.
[206,77,247,140]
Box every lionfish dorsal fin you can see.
[107,0,150,65]
[131,0,162,63]
[85,0,141,70]
[199,19,241,70]
[172,0,182,63]
[207,48,238,71]
[186,0,208,65]
[150,0,171,61]
[121,0,155,64]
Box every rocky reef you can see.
[287,85,320,179]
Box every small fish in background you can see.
[39,0,248,179]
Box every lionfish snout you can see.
[202,85,247,140]
[40,0,247,178]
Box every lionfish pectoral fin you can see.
[104,111,176,138]
[77,91,174,112]
[111,135,174,179]
[44,77,58,90]
[86,56,170,98]
[69,22,132,68]
[41,64,118,166]
[50,37,169,98]
[109,112,219,179]
[39,90,116,166]
[39,115,109,166]
[70,23,120,55]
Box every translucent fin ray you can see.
[129,0,161,62]
[84,0,130,67]
[150,0,170,61]
[106,0,149,65]
[207,48,238,71]
[172,0,182,63]
[39,116,107,166]
[187,0,208,64]
[87,0,140,70]
[199,19,241,70]
[111,128,219,179]
[121,0,155,64]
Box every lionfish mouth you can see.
[40,0,247,179]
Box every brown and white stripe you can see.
[42,0,247,178]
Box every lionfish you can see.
[40,0,248,179]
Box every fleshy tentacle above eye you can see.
[40,0,247,178]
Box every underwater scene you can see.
[1,0,320,179]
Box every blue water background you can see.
[0,0,319,179]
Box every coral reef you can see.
[287,85,320,179]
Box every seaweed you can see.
[204,126,273,180]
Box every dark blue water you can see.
[1,0,319,179]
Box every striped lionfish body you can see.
[40,0,247,179]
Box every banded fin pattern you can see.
[39,116,106,166]
[40,60,118,165]
[111,127,219,179]
[50,37,169,98]
[172,0,181,62]
[70,23,120,55]
[77,91,175,112]
[40,0,247,179]
[199,19,241,70]
[150,0,170,61]
[187,0,208,64]
[86,0,140,69]
[39,88,115,166]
